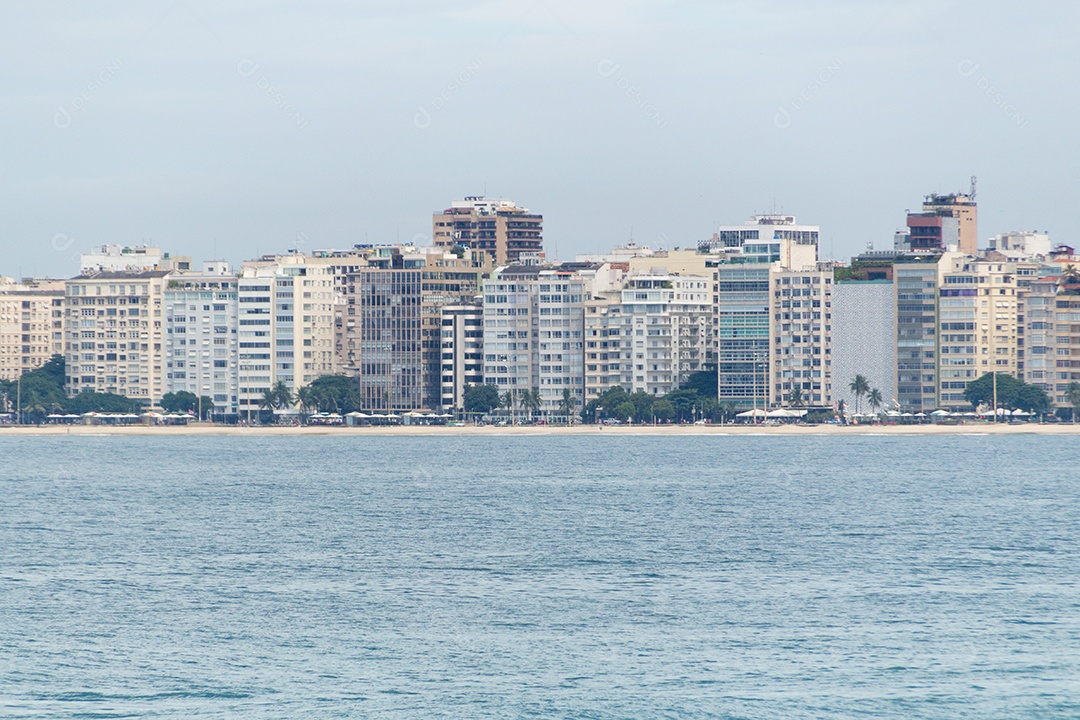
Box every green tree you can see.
[1067,381,1080,423]
[271,380,294,409]
[652,399,675,422]
[524,388,540,416]
[614,400,636,422]
[963,372,1021,411]
[867,388,883,414]
[296,385,316,413]
[258,388,277,417]
[1015,383,1051,414]
[160,391,214,416]
[65,392,142,414]
[463,383,501,415]
[680,367,718,397]
[1063,264,1080,285]
[558,388,578,424]
[849,374,870,414]
[787,386,804,408]
[303,375,360,413]
[629,391,655,423]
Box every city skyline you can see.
[2,1,1074,277]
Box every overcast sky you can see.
[1,0,1073,277]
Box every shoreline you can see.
[1,422,1078,437]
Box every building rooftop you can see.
[73,270,171,280]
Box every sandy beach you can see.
[1,422,1078,437]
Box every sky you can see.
[1,0,1074,277]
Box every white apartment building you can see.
[439,303,484,412]
[79,245,192,274]
[620,274,711,396]
[163,262,239,416]
[0,278,65,381]
[236,255,338,418]
[482,265,589,416]
[63,270,169,406]
[988,231,1052,259]
[771,266,833,407]
[700,214,819,270]
[1023,276,1058,396]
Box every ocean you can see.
[1,434,1077,718]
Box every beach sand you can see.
[1,422,1078,437]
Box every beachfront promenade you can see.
[3,422,1079,437]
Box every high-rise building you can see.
[1023,276,1058,397]
[832,277,896,411]
[620,273,712,397]
[584,291,624,404]
[714,262,773,409]
[936,258,1020,409]
[433,197,543,266]
[905,212,960,253]
[0,278,65,381]
[482,264,592,416]
[902,191,978,255]
[63,270,169,406]
[439,302,484,412]
[923,191,978,255]
[699,214,819,270]
[79,245,192,274]
[1048,280,1080,406]
[236,254,337,419]
[709,214,822,410]
[335,245,489,412]
[163,262,239,417]
[894,259,943,411]
[988,231,1052,260]
[770,266,834,407]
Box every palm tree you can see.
[558,388,578,424]
[849,374,870,414]
[502,390,516,423]
[867,388,883,415]
[271,380,294,409]
[297,386,316,414]
[788,386,804,408]
[519,388,541,421]
[1067,381,1080,423]
[1063,264,1080,285]
[258,388,277,422]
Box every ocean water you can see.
[0,434,1077,719]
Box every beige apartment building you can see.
[63,270,169,407]
[583,291,624,404]
[0,278,65,381]
[771,266,834,407]
[936,258,1020,409]
[433,196,543,266]
[236,254,338,418]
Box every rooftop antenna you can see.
[969,175,977,201]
